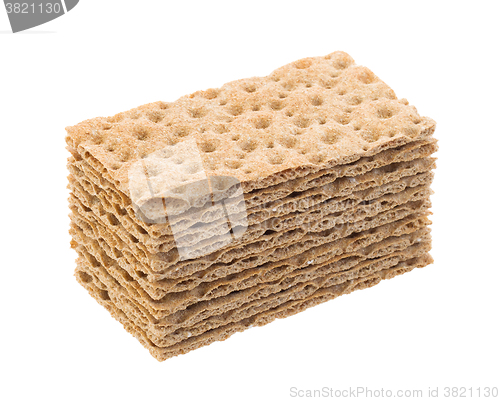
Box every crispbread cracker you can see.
[70,183,433,284]
[74,194,431,289]
[94,240,432,348]
[68,155,435,253]
[72,206,431,307]
[75,252,433,360]
[67,51,437,361]
[71,203,431,309]
[71,204,431,322]
[68,162,434,275]
[71,208,430,316]
[76,238,430,348]
[66,51,435,214]
[68,138,437,240]
[74,227,431,340]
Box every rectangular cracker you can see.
[70,191,432,303]
[70,182,433,298]
[68,158,435,278]
[68,138,437,241]
[76,252,433,360]
[71,209,431,318]
[66,51,436,219]
[68,139,437,241]
[74,227,431,342]
[68,153,436,254]
[67,51,437,362]
[76,239,430,348]
[71,207,432,327]
[71,183,433,283]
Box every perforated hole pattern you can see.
[66,51,435,196]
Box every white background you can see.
[1,1,499,400]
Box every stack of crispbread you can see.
[66,51,437,361]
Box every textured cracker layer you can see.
[71,199,431,322]
[66,51,436,210]
[68,157,434,280]
[72,195,431,297]
[76,252,433,360]
[74,225,431,342]
[69,176,433,301]
[68,138,437,240]
[70,182,433,288]
[72,208,430,319]
[68,150,436,254]
[76,238,430,348]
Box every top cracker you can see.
[66,51,435,196]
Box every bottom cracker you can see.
[76,250,432,361]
